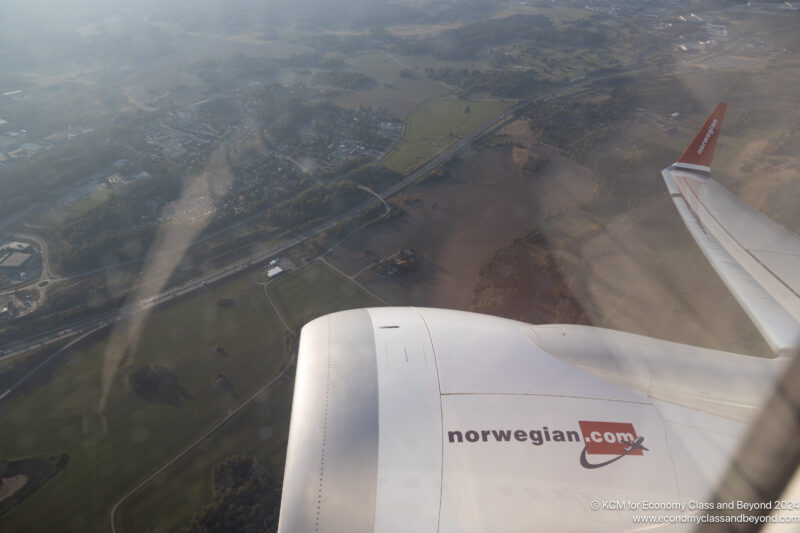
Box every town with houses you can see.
[0,83,403,229]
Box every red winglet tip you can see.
[677,103,727,167]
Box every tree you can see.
[185,455,280,533]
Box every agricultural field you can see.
[464,45,800,357]
[320,51,492,118]
[0,271,287,532]
[116,378,293,533]
[381,95,513,173]
[30,181,114,232]
[489,4,591,24]
[114,259,381,531]
[268,259,383,328]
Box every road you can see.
[108,357,293,533]
[0,42,707,363]
[100,105,519,533]
[0,46,707,363]
[2,53,637,363]
[0,100,521,362]
[262,280,291,331]
[26,144,379,285]
[320,257,390,306]
[0,329,99,403]
[0,231,61,299]
[0,20,788,531]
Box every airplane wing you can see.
[277,105,795,532]
[662,103,800,356]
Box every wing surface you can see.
[662,104,800,355]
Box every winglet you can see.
[675,103,727,171]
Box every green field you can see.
[382,95,513,173]
[268,260,383,328]
[33,185,113,231]
[0,271,287,533]
[116,378,293,533]
[104,260,380,532]
[322,51,486,118]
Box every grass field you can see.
[116,378,293,533]
[111,260,381,532]
[321,51,457,118]
[33,185,112,231]
[0,271,287,533]
[381,95,513,173]
[268,260,383,328]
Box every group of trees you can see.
[525,96,627,162]
[190,53,348,90]
[592,144,676,200]
[185,455,280,533]
[427,14,556,59]
[266,181,369,231]
[190,54,277,89]
[299,12,613,87]
[342,162,402,192]
[0,454,69,516]
[304,12,610,62]
[128,365,190,407]
[214,374,238,399]
[311,71,375,90]
[471,235,589,325]
[375,247,421,277]
[0,134,121,216]
[52,172,182,274]
[525,86,693,204]
[300,202,385,259]
[425,67,555,98]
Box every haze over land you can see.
[0,0,799,531]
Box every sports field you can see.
[0,271,287,533]
[382,95,513,173]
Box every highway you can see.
[0,100,524,363]
[96,99,534,532]
[0,233,302,361]
[0,74,628,365]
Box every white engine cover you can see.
[279,307,776,532]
